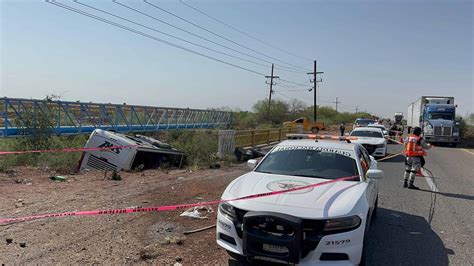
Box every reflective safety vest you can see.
[404,135,426,156]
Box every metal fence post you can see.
[217,130,235,158]
[251,129,256,147]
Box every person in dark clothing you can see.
[339,123,345,136]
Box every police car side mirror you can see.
[247,159,258,170]
[367,169,383,179]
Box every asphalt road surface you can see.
[365,144,473,266]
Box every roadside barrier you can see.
[0,175,358,225]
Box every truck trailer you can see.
[407,96,460,145]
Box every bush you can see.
[160,130,219,168]
[0,135,88,174]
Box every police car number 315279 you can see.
[216,134,383,265]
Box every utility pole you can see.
[307,60,323,122]
[265,64,279,119]
[355,106,359,113]
[333,97,341,112]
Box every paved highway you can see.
[366,144,474,265]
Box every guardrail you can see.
[234,128,299,148]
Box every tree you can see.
[252,99,289,125]
[288,99,307,117]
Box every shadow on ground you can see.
[366,208,449,266]
[379,153,406,163]
[419,188,474,201]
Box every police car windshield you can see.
[351,130,383,138]
[255,148,359,180]
[356,119,375,125]
[368,125,384,130]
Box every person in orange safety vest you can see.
[403,127,431,189]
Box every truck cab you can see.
[422,104,460,144]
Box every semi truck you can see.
[407,96,460,146]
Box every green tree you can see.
[252,99,289,125]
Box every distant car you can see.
[353,118,377,130]
[367,123,389,137]
[350,127,388,158]
[216,135,382,265]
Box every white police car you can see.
[350,127,388,158]
[216,135,382,265]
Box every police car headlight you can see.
[376,144,385,148]
[453,132,459,137]
[323,216,362,234]
[219,203,237,221]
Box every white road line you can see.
[462,148,474,156]
[421,168,439,192]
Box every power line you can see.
[75,0,272,70]
[48,1,309,93]
[178,0,313,64]
[119,0,304,70]
[279,78,309,87]
[273,91,310,104]
[47,0,266,76]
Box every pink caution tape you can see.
[0,175,359,224]
[0,145,138,155]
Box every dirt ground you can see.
[0,164,249,265]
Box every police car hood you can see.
[350,137,385,145]
[223,172,367,219]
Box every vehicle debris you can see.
[179,206,213,219]
[183,224,216,235]
[50,175,68,182]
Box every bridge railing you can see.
[0,97,233,137]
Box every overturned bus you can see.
[79,129,185,172]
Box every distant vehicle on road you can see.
[390,112,405,136]
[407,96,460,146]
[283,117,325,133]
[350,127,388,158]
[216,135,382,265]
[353,118,377,130]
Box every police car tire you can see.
[360,212,371,266]
[372,196,378,220]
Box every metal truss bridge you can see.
[0,97,233,137]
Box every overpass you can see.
[0,97,233,137]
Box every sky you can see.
[1,0,472,118]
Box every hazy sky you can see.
[1,0,472,118]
